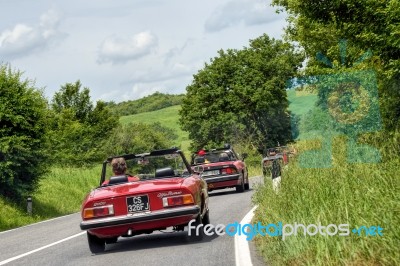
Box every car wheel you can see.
[236,175,245,193]
[203,209,210,225]
[188,214,204,241]
[87,232,106,254]
[244,180,250,190]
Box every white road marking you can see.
[235,205,258,266]
[0,231,86,265]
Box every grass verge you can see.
[252,133,400,265]
[0,166,99,232]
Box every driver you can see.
[102,157,139,185]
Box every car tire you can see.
[203,209,210,225]
[87,232,106,254]
[188,214,204,241]
[244,180,250,190]
[236,175,245,193]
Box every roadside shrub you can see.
[0,64,49,202]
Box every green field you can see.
[287,89,318,118]
[120,105,191,155]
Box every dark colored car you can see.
[261,146,291,177]
[80,148,209,254]
[191,144,249,193]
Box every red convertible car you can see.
[191,144,249,192]
[80,148,209,253]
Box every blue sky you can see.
[0,0,287,102]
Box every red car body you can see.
[191,145,249,192]
[80,148,209,253]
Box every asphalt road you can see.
[0,177,265,266]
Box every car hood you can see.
[89,178,186,200]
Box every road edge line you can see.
[0,231,86,265]
[235,205,258,266]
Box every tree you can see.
[49,81,119,165]
[52,80,93,123]
[179,34,304,151]
[0,64,49,201]
[272,0,400,131]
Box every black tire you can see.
[236,175,245,193]
[87,232,106,254]
[188,214,204,241]
[244,181,250,190]
[203,209,210,225]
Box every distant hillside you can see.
[107,92,185,116]
[120,105,191,154]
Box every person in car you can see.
[196,149,210,164]
[111,157,127,176]
[218,152,230,162]
[102,157,139,185]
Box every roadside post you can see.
[27,196,32,215]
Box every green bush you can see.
[0,64,49,201]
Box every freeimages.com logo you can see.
[188,219,384,241]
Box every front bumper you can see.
[80,205,200,230]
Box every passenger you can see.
[196,149,210,163]
[219,152,230,162]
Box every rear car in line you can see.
[191,144,249,193]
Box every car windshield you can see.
[192,150,233,165]
[105,153,190,181]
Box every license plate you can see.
[126,195,150,213]
[202,170,220,177]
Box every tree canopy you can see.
[48,81,119,165]
[179,34,304,151]
[272,0,400,131]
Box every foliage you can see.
[0,166,100,231]
[179,34,304,152]
[48,81,119,165]
[272,0,400,131]
[106,92,185,116]
[102,122,176,157]
[0,64,49,201]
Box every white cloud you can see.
[0,9,63,59]
[0,0,287,103]
[97,31,158,64]
[205,0,284,32]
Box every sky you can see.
[0,0,287,103]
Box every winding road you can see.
[0,177,265,266]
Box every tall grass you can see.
[0,166,100,231]
[253,133,400,265]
